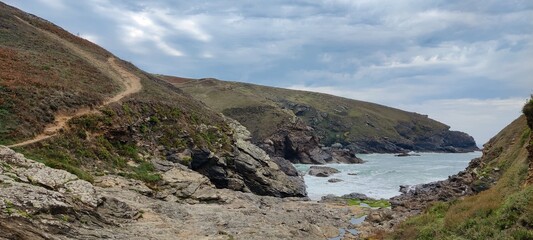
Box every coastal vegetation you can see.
[387,100,533,239]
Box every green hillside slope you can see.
[165,77,478,154]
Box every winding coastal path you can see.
[8,17,142,148]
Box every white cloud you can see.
[85,1,216,57]
[37,0,65,9]
[79,33,100,44]
[154,39,184,57]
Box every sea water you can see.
[294,152,482,200]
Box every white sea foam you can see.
[294,152,482,200]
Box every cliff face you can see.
[166,77,479,160]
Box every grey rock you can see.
[24,167,78,190]
[271,157,299,176]
[64,180,101,207]
[226,117,252,140]
[342,192,370,200]
[308,166,340,177]
[308,148,330,164]
[328,178,343,183]
[95,175,153,196]
[0,182,69,214]
[366,209,393,223]
[331,143,343,149]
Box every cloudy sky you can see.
[5,0,533,146]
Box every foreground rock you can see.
[0,146,359,239]
[308,166,340,177]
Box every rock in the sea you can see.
[328,178,343,183]
[308,166,340,177]
[330,148,364,163]
[395,152,421,157]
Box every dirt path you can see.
[8,17,142,148]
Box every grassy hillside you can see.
[165,77,478,153]
[388,100,533,239]
[0,3,232,183]
[0,3,125,145]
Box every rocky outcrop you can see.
[390,166,478,213]
[0,145,357,240]
[308,166,340,177]
[190,119,307,197]
[259,120,363,164]
[347,130,478,154]
[0,146,101,209]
